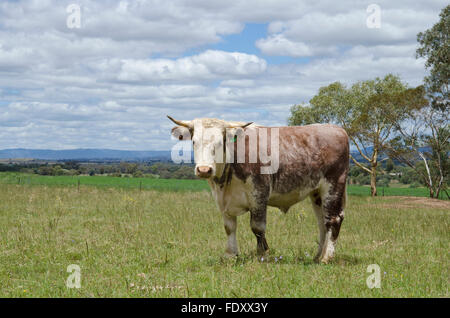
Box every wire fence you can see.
[0,174,209,192]
[0,173,447,199]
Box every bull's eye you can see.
[178,135,183,140]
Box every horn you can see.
[167,115,192,128]
[227,122,253,129]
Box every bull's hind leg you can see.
[310,191,326,262]
[250,206,269,256]
[317,182,346,264]
[223,214,238,257]
[249,180,270,256]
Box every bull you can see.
[168,116,349,263]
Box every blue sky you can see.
[0,0,446,150]
[209,23,310,65]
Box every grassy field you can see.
[0,180,448,297]
[0,172,445,198]
[0,172,208,192]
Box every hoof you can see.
[256,248,269,257]
[223,250,238,258]
[314,255,332,264]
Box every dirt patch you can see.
[374,196,450,210]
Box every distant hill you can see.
[0,148,172,161]
[0,146,431,162]
[349,146,432,164]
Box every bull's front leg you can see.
[316,180,347,264]
[223,214,238,257]
[250,206,269,256]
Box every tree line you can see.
[0,161,197,179]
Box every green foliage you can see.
[349,165,363,177]
[132,170,144,178]
[376,174,391,187]
[386,105,449,197]
[37,166,53,175]
[62,161,80,170]
[385,159,394,172]
[416,5,449,111]
[356,174,371,186]
[67,169,79,176]
[0,161,197,180]
[409,182,422,188]
[400,167,422,185]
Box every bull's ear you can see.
[225,126,244,143]
[171,126,192,141]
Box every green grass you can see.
[0,172,443,198]
[0,172,209,192]
[346,185,438,198]
[0,182,448,297]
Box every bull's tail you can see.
[342,183,347,210]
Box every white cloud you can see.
[257,3,445,57]
[220,79,255,87]
[116,50,267,82]
[256,35,338,57]
[0,0,447,150]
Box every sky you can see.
[0,0,446,150]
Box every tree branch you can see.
[350,154,372,173]
[349,135,372,163]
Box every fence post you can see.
[77,179,80,192]
[139,181,142,192]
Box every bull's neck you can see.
[212,163,232,187]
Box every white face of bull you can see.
[168,116,252,179]
[192,123,223,178]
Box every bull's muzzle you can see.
[196,166,213,178]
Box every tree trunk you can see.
[370,165,377,197]
[418,152,434,199]
[429,187,435,198]
[435,162,444,199]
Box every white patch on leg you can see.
[311,202,326,261]
[318,178,332,198]
[314,179,339,263]
[319,229,336,264]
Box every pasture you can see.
[0,177,448,297]
[0,172,444,198]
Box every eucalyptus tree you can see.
[386,105,449,198]
[416,5,449,111]
[289,74,427,196]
